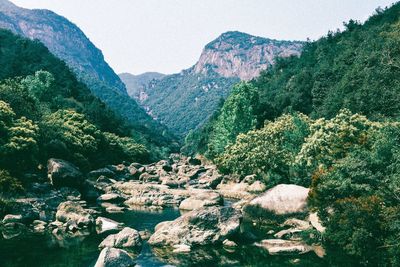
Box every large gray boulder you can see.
[246,184,309,215]
[255,239,312,255]
[148,207,242,247]
[99,227,142,249]
[47,159,84,188]
[94,247,135,267]
[55,201,94,227]
[179,191,223,211]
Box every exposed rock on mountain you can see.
[194,31,303,81]
[0,0,177,150]
[128,31,303,136]
[0,0,124,92]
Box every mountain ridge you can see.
[125,31,303,136]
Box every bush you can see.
[217,113,311,186]
[0,169,23,195]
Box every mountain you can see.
[119,72,165,100]
[0,0,177,152]
[194,31,303,80]
[132,31,303,137]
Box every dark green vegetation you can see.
[185,4,400,265]
[0,29,150,192]
[0,0,178,154]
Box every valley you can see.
[0,1,400,267]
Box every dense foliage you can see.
[184,4,400,265]
[0,29,149,191]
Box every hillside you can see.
[184,4,400,265]
[136,31,303,137]
[119,72,165,100]
[0,28,149,173]
[0,0,177,151]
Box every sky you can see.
[11,0,397,75]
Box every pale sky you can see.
[11,0,396,75]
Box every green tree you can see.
[206,82,259,158]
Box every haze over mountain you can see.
[121,31,303,136]
[119,72,165,100]
[0,0,177,150]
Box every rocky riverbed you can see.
[0,154,335,267]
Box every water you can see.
[0,206,350,267]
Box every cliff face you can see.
[129,31,303,137]
[0,0,125,93]
[193,31,303,80]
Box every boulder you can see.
[55,201,94,227]
[247,181,266,193]
[138,173,159,183]
[2,214,23,224]
[148,207,242,247]
[309,212,326,233]
[97,193,125,203]
[99,227,142,249]
[94,247,135,267]
[246,184,309,215]
[96,217,123,234]
[89,168,115,179]
[179,191,223,211]
[47,159,84,188]
[255,239,312,255]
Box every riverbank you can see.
[0,154,335,266]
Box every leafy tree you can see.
[217,113,310,186]
[206,82,259,158]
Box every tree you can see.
[206,82,259,158]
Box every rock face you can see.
[94,247,135,267]
[99,227,142,249]
[148,207,242,247]
[194,31,303,81]
[246,184,309,215]
[47,159,84,188]
[55,201,94,227]
[0,0,177,148]
[131,31,303,136]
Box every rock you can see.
[32,220,47,233]
[139,230,152,240]
[2,222,26,239]
[5,200,40,224]
[94,247,135,267]
[56,201,94,227]
[255,239,312,255]
[172,244,191,253]
[148,207,242,247]
[247,181,266,193]
[223,239,238,248]
[242,174,257,184]
[99,227,142,250]
[138,173,159,183]
[179,191,223,211]
[97,193,125,203]
[47,159,84,188]
[309,212,326,233]
[89,168,115,179]
[2,214,23,224]
[282,218,311,231]
[100,203,126,213]
[274,228,303,239]
[96,217,123,234]
[246,184,309,215]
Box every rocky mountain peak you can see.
[194,31,303,80]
